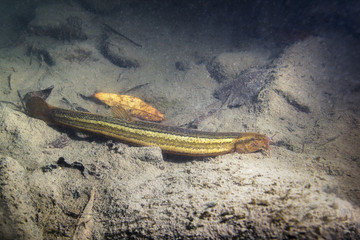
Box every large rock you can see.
[206,51,271,84]
[28,3,91,41]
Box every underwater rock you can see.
[213,67,272,108]
[206,51,271,84]
[28,3,89,41]
[99,34,140,68]
[29,16,87,41]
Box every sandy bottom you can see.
[0,1,359,239]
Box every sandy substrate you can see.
[0,1,359,239]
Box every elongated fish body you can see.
[25,96,270,156]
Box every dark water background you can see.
[1,0,359,49]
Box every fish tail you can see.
[25,96,54,124]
